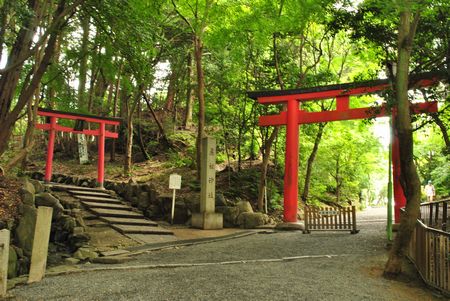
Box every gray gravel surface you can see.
[9,207,445,301]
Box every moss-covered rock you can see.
[8,246,18,279]
[15,204,37,256]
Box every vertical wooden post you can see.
[284,98,299,223]
[351,206,358,234]
[442,202,447,231]
[44,116,57,183]
[303,206,309,234]
[97,122,106,188]
[0,229,10,297]
[28,206,53,283]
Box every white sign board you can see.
[169,174,182,190]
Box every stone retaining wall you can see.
[28,172,273,229]
[7,178,89,279]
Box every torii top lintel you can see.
[36,108,121,138]
[248,72,444,127]
[247,72,444,104]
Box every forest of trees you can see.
[0,0,448,275]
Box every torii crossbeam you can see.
[248,72,443,224]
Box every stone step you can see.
[88,208,145,219]
[100,217,158,227]
[48,183,104,192]
[81,201,132,211]
[111,224,174,235]
[73,195,123,204]
[69,190,112,197]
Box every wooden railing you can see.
[303,206,359,234]
[418,199,449,231]
[407,198,450,295]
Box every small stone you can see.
[15,204,37,256]
[73,247,98,260]
[35,192,64,217]
[8,246,18,279]
[92,256,134,264]
[237,212,269,229]
[237,200,254,214]
[22,179,35,195]
[29,179,44,193]
[215,193,227,207]
[216,206,240,227]
[64,257,80,265]
[60,215,76,232]
[275,222,305,231]
[70,232,90,249]
[19,187,35,206]
[137,192,150,210]
[73,226,84,235]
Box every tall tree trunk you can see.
[78,13,89,110]
[257,128,279,210]
[257,33,285,211]
[124,115,133,176]
[301,123,326,203]
[183,52,195,129]
[165,63,177,111]
[21,32,47,170]
[47,34,62,108]
[123,85,143,176]
[0,1,10,61]
[384,6,421,277]
[194,36,206,180]
[136,101,150,160]
[110,61,122,162]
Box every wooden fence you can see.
[407,198,450,296]
[303,206,359,234]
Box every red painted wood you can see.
[284,99,299,222]
[37,110,120,126]
[36,124,118,138]
[259,102,437,126]
[257,78,438,104]
[336,96,350,111]
[44,117,57,183]
[97,122,106,187]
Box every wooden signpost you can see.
[169,174,181,224]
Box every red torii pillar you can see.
[249,74,440,223]
[36,108,121,188]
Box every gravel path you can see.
[9,207,444,301]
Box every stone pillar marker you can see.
[0,229,10,297]
[77,134,89,164]
[28,206,53,283]
[192,137,223,229]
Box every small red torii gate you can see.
[248,73,442,224]
[36,108,121,188]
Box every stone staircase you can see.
[49,184,174,239]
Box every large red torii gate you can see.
[248,73,443,224]
[36,108,121,188]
